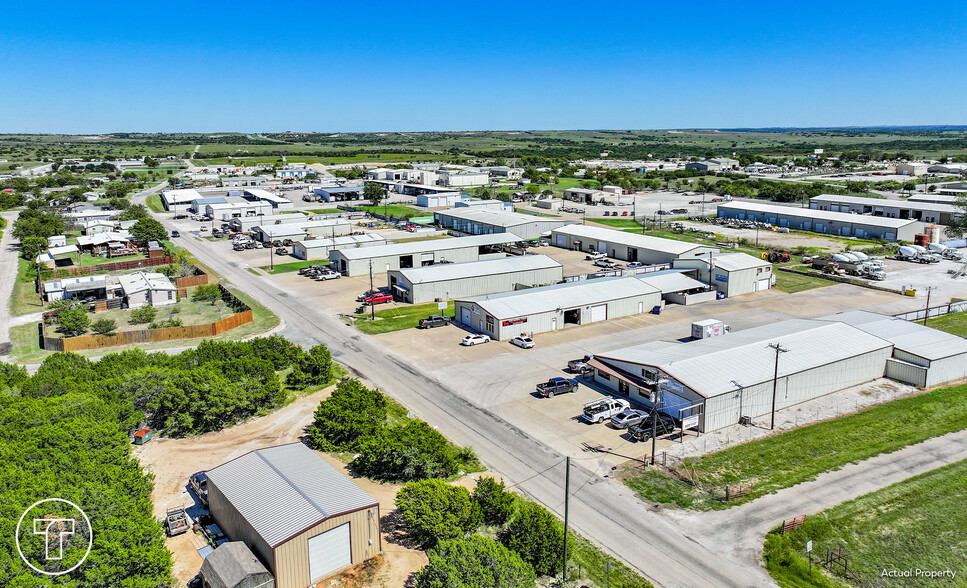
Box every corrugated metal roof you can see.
[821,310,967,361]
[462,277,659,319]
[435,208,577,228]
[551,225,712,255]
[256,219,349,237]
[718,201,919,228]
[206,443,378,547]
[316,186,364,193]
[335,233,521,260]
[705,252,771,271]
[395,254,562,284]
[163,188,203,203]
[638,272,708,293]
[811,194,958,214]
[297,234,385,249]
[595,319,892,398]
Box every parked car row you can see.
[299,265,340,280]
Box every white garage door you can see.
[756,278,770,292]
[461,307,472,326]
[597,241,607,253]
[588,304,607,322]
[556,235,567,248]
[308,523,351,582]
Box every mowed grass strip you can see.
[354,301,454,334]
[764,457,967,588]
[773,269,837,293]
[625,384,967,510]
[925,310,967,338]
[260,259,329,274]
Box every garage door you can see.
[461,307,472,326]
[588,304,607,322]
[756,278,770,292]
[597,241,607,253]
[556,235,567,248]
[308,523,351,582]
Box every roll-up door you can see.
[308,522,352,582]
[556,235,567,247]
[461,307,472,326]
[589,304,607,322]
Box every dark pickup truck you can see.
[418,315,451,329]
[628,413,678,442]
[536,377,579,398]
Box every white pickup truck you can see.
[582,398,631,424]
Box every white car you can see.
[510,336,535,349]
[626,262,645,269]
[594,259,617,268]
[253,241,263,249]
[199,226,208,232]
[314,269,341,280]
[461,334,491,346]
[586,251,607,261]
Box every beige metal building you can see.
[250,219,351,243]
[206,444,380,588]
[292,234,386,261]
[388,254,563,303]
[550,224,717,264]
[329,233,518,276]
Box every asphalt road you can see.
[140,197,771,587]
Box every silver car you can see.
[610,409,646,429]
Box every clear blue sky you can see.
[1,1,965,133]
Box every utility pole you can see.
[768,342,789,430]
[707,251,714,291]
[650,385,663,465]
[269,241,274,270]
[369,259,375,321]
[562,456,570,586]
[923,286,937,326]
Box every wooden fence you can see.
[57,256,176,276]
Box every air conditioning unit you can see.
[738,415,752,426]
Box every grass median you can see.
[259,259,329,274]
[764,457,967,588]
[624,384,967,510]
[354,302,454,335]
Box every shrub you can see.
[192,283,221,305]
[249,335,301,369]
[395,479,481,548]
[500,501,571,577]
[415,536,535,588]
[285,369,311,389]
[352,420,459,482]
[129,305,157,324]
[306,379,386,451]
[57,308,91,337]
[19,236,47,260]
[296,344,333,386]
[472,477,515,526]
[90,318,117,336]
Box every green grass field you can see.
[260,259,328,274]
[764,458,967,588]
[145,194,164,213]
[10,258,44,317]
[624,384,967,510]
[924,310,967,337]
[307,208,344,215]
[354,302,454,335]
[359,204,423,218]
[595,218,643,229]
[773,270,838,293]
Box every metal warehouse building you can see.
[717,201,923,241]
[434,208,577,240]
[822,311,967,388]
[206,443,380,588]
[454,277,661,340]
[810,194,959,225]
[230,213,307,233]
[329,233,518,276]
[251,219,351,243]
[388,254,563,303]
[161,188,203,211]
[550,224,718,264]
[293,234,386,260]
[673,252,773,297]
[589,319,893,432]
[312,186,365,202]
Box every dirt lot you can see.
[135,382,448,588]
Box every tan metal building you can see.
[206,444,381,588]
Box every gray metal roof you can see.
[334,233,521,260]
[434,208,577,229]
[811,194,959,214]
[821,310,967,361]
[297,234,385,250]
[395,254,562,284]
[462,276,659,319]
[677,252,770,272]
[206,443,378,547]
[199,542,271,588]
[638,272,708,293]
[718,201,919,228]
[595,319,893,398]
[551,224,713,255]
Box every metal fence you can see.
[894,300,967,322]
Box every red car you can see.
[365,293,393,305]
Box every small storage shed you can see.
[199,541,275,588]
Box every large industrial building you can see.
[672,252,773,297]
[329,233,518,276]
[206,443,380,588]
[455,199,511,211]
[589,319,894,432]
[161,188,204,211]
[293,234,386,261]
[388,255,563,304]
[454,277,661,340]
[716,201,923,241]
[550,225,717,264]
[417,193,463,208]
[229,213,308,233]
[312,186,365,202]
[896,162,930,176]
[250,219,350,243]
[433,208,577,240]
[810,194,959,225]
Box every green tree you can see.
[945,194,967,237]
[351,420,461,482]
[365,182,386,207]
[500,501,571,576]
[129,305,157,324]
[306,379,386,451]
[415,536,536,588]
[525,183,540,195]
[472,477,515,526]
[192,283,221,305]
[121,204,150,221]
[144,157,159,168]
[297,344,333,385]
[91,318,118,335]
[19,236,47,260]
[57,308,91,337]
[131,218,168,242]
[395,479,482,548]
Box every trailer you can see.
[165,506,190,536]
[813,257,886,280]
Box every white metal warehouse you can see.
[434,208,577,240]
[251,219,351,243]
[388,254,564,304]
[293,234,386,260]
[230,213,307,233]
[673,252,773,297]
[589,319,893,432]
[717,201,923,241]
[549,225,718,264]
[822,311,967,388]
[206,443,380,588]
[454,277,661,340]
[329,233,519,276]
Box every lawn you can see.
[359,204,423,219]
[924,310,967,338]
[77,252,146,267]
[353,302,454,335]
[10,258,44,316]
[764,458,967,588]
[624,384,967,510]
[259,259,329,274]
[145,194,164,213]
[773,269,837,294]
[307,208,344,215]
[513,207,558,217]
[595,218,643,229]
[390,234,452,244]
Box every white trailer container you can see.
[691,319,728,340]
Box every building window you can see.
[598,371,610,381]
[485,315,494,333]
[757,267,763,274]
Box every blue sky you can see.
[1,1,965,133]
